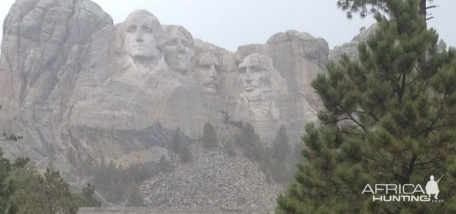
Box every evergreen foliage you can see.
[170,128,193,163]
[178,142,193,164]
[272,125,290,162]
[171,128,183,153]
[159,155,172,172]
[92,160,159,204]
[0,151,100,214]
[126,184,145,207]
[236,122,264,161]
[337,0,434,19]
[202,122,218,149]
[277,0,456,213]
[76,184,102,207]
[269,125,294,184]
[0,149,14,214]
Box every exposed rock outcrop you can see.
[0,0,331,208]
[0,0,112,168]
[142,146,283,208]
[329,23,378,62]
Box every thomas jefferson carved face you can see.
[196,52,220,94]
[238,54,271,102]
[123,10,163,63]
[162,26,194,74]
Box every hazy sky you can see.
[0,0,454,51]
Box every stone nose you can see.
[135,30,144,42]
[245,69,254,79]
[176,41,188,53]
[208,66,217,77]
[244,73,252,82]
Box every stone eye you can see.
[126,25,137,33]
[142,26,153,34]
[181,40,189,47]
[251,66,262,72]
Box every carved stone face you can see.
[162,26,193,74]
[238,54,271,102]
[196,53,220,94]
[123,10,162,62]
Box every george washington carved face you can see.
[123,10,163,63]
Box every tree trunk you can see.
[419,0,427,17]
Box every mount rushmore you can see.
[0,0,329,166]
[0,0,368,207]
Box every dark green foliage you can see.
[0,133,22,142]
[159,155,172,172]
[171,128,183,153]
[202,122,218,149]
[76,184,102,207]
[0,149,14,214]
[277,0,456,213]
[338,0,388,18]
[236,123,264,161]
[170,128,193,163]
[337,0,433,19]
[0,152,100,214]
[1,109,99,213]
[234,123,294,184]
[93,161,125,203]
[268,126,294,184]
[126,184,145,207]
[92,160,158,203]
[272,125,290,162]
[7,167,100,214]
[178,143,192,163]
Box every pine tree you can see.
[270,125,292,183]
[277,0,456,213]
[127,184,145,207]
[202,122,218,149]
[159,155,172,171]
[272,125,290,162]
[337,0,436,19]
[0,149,13,214]
[7,166,100,214]
[171,128,183,153]
[170,128,193,163]
[178,142,192,164]
[236,123,263,161]
[77,184,101,207]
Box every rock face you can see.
[0,0,329,208]
[329,24,378,62]
[231,30,328,143]
[0,0,112,167]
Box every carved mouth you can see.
[203,82,217,88]
[132,46,145,50]
[244,86,256,91]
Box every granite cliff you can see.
[0,0,358,208]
